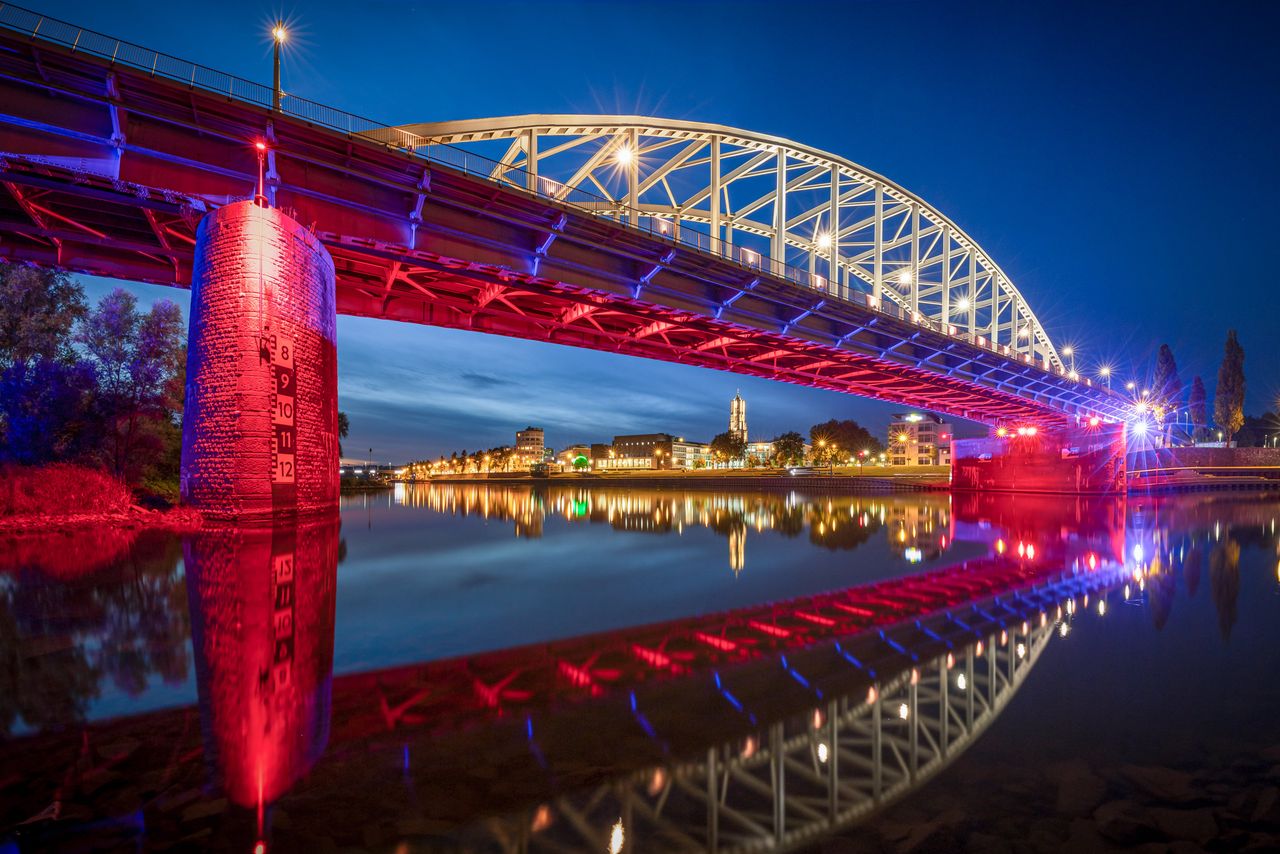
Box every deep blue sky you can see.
[46,0,1280,462]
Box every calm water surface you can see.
[1,483,1278,852]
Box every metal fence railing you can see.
[0,3,1102,393]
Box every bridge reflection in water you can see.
[2,489,1145,851]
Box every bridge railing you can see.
[0,3,1102,396]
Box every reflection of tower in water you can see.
[728,523,746,575]
[184,516,339,812]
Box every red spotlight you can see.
[254,141,267,152]
[1088,416,1100,427]
[254,842,266,854]
[1026,426,1038,436]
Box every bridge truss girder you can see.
[383,117,1063,371]
[0,15,1127,425]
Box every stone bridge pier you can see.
[180,201,339,519]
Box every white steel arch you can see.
[384,115,1064,371]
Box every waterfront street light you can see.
[1099,365,1112,390]
[271,21,287,112]
[1126,380,1136,393]
[1062,345,1076,374]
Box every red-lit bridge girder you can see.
[0,28,1131,426]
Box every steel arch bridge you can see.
[0,4,1130,430]
[386,116,1063,370]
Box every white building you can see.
[888,413,953,466]
[515,426,545,468]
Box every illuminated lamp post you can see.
[271,22,287,112]
[1099,365,1112,390]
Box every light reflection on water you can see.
[0,485,1278,851]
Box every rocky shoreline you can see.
[822,748,1280,853]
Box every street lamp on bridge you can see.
[271,21,287,112]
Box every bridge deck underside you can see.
[0,30,1127,426]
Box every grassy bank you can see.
[340,475,392,493]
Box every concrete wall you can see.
[953,424,1127,494]
[1146,446,1280,468]
[180,202,339,518]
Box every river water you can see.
[1,483,1278,852]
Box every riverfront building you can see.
[595,433,713,470]
[557,444,592,469]
[515,426,545,468]
[888,414,953,466]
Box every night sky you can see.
[50,0,1280,463]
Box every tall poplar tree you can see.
[1188,376,1208,443]
[1213,330,1245,446]
[1152,344,1182,442]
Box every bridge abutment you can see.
[180,201,339,518]
[952,423,1127,494]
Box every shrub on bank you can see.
[0,463,133,518]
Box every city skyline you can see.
[58,0,1280,462]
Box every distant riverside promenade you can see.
[403,466,953,493]
[408,447,1280,495]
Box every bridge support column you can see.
[180,201,339,518]
[952,422,1126,494]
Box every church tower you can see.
[729,391,747,442]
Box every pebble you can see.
[1118,765,1198,803]
[1147,806,1218,844]
[1094,799,1157,843]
